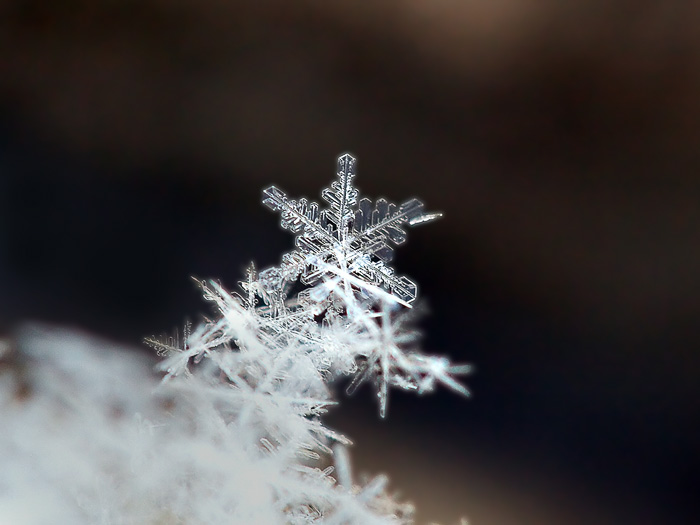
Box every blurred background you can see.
[1,1,699,523]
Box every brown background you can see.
[1,1,698,523]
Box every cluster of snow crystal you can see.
[0,154,470,524]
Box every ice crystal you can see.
[259,153,442,305]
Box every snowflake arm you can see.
[262,186,335,243]
[321,153,359,242]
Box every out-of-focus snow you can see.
[0,325,411,524]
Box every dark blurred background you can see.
[1,1,699,523]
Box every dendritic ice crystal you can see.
[142,153,471,523]
[258,153,442,306]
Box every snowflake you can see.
[258,153,442,306]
